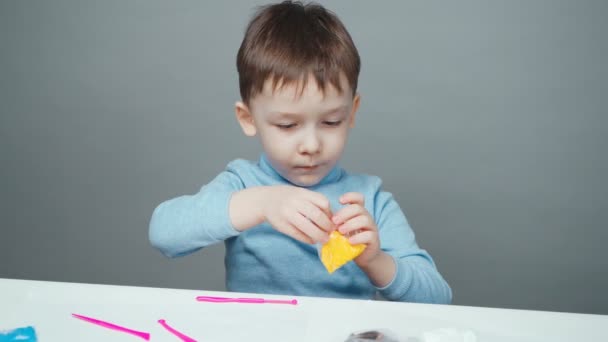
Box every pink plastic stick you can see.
[158,319,197,342]
[195,295,298,305]
[72,313,150,341]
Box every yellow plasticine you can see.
[321,231,366,274]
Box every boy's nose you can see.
[298,130,321,155]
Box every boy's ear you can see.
[348,93,361,128]
[235,101,257,136]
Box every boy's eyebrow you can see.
[270,105,348,118]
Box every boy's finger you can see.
[337,214,370,235]
[288,226,315,245]
[348,230,374,245]
[307,191,331,213]
[292,212,329,243]
[332,204,364,225]
[284,222,314,244]
[339,192,365,205]
[301,202,334,232]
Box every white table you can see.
[0,278,606,341]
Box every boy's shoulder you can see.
[340,168,384,190]
[225,158,257,171]
[222,158,263,179]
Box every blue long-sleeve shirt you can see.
[149,154,452,304]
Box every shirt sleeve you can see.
[148,167,244,258]
[372,181,452,304]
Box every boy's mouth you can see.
[294,164,320,172]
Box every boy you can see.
[149,1,451,304]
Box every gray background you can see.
[1,0,607,315]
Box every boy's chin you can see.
[285,174,325,187]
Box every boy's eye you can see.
[324,120,343,127]
[276,123,296,129]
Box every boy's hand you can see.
[263,185,335,244]
[332,192,381,268]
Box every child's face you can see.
[236,75,360,187]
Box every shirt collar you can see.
[258,153,343,187]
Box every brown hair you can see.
[236,1,360,104]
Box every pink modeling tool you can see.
[72,313,150,341]
[158,319,197,342]
[196,295,298,305]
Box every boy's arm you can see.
[150,172,334,257]
[373,190,453,304]
[149,170,244,258]
[357,251,397,289]
[229,186,266,231]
